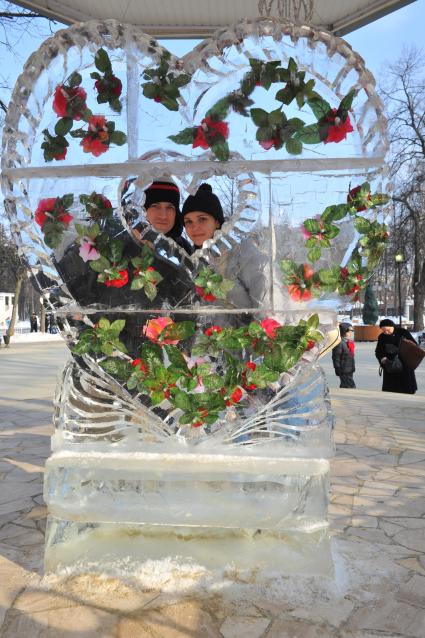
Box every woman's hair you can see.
[379,318,395,328]
[182,183,224,227]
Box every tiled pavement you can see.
[1,345,425,636]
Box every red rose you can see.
[230,387,243,403]
[260,137,279,151]
[132,358,147,373]
[324,109,354,144]
[35,210,48,227]
[347,185,372,211]
[57,212,73,226]
[104,269,128,288]
[246,361,256,371]
[196,285,217,302]
[53,85,87,120]
[81,136,109,157]
[288,285,312,302]
[147,266,156,272]
[306,340,315,350]
[205,325,222,337]
[53,149,67,161]
[260,318,281,339]
[193,116,229,150]
[34,198,57,227]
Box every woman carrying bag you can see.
[375,319,418,394]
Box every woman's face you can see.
[146,201,176,234]
[183,211,220,246]
[381,325,395,335]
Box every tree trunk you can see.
[412,258,425,331]
[6,273,23,338]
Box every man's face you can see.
[146,201,176,234]
[381,326,395,335]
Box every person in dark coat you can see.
[30,313,38,332]
[375,318,417,394]
[332,323,356,388]
[132,178,191,253]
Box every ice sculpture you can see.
[1,18,389,573]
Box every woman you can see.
[375,318,417,394]
[182,183,267,309]
[332,323,356,388]
[182,183,223,250]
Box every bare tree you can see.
[380,46,425,329]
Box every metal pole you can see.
[398,262,402,326]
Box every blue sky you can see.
[1,0,424,96]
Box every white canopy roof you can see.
[12,0,416,37]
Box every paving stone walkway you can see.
[1,345,425,636]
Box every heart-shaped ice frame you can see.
[1,18,389,451]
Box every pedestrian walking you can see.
[375,318,417,394]
[332,323,356,388]
[30,313,38,332]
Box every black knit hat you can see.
[144,179,180,214]
[182,183,224,226]
[339,323,353,336]
[379,318,395,328]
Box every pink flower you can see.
[79,240,101,262]
[143,317,179,345]
[260,318,281,339]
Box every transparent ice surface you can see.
[0,18,388,573]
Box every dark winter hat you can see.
[144,179,180,214]
[339,323,353,336]
[379,318,395,328]
[182,183,224,227]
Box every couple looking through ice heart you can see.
[132,178,225,253]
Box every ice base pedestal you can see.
[44,451,332,574]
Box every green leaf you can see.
[109,131,127,146]
[294,124,321,144]
[304,219,321,234]
[168,127,196,145]
[354,217,371,234]
[100,357,131,380]
[68,72,82,87]
[275,86,294,105]
[308,245,322,262]
[172,391,193,411]
[202,374,223,390]
[54,118,73,137]
[307,313,320,329]
[164,344,188,371]
[90,256,110,273]
[285,138,303,155]
[110,319,125,336]
[161,320,196,342]
[144,281,158,300]
[307,97,331,119]
[160,96,179,111]
[206,97,230,120]
[212,142,229,162]
[269,108,284,126]
[250,108,269,127]
[339,90,356,113]
[95,48,112,73]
